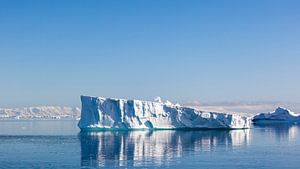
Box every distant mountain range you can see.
[1,101,299,120]
[0,106,80,120]
[185,101,300,116]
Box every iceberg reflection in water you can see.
[1,121,300,168]
[254,123,300,142]
[79,130,251,168]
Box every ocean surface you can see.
[0,120,300,169]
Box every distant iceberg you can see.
[78,96,251,130]
[0,106,80,120]
[253,107,300,124]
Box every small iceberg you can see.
[252,107,300,124]
[78,96,251,130]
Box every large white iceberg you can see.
[253,107,300,124]
[78,96,251,130]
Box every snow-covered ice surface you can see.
[253,107,300,124]
[78,96,251,130]
[0,106,80,120]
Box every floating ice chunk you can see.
[154,97,162,103]
[165,100,173,106]
[253,107,300,124]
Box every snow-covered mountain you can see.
[0,106,80,120]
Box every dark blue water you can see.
[0,120,300,168]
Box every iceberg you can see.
[0,106,80,119]
[78,96,251,130]
[252,107,300,124]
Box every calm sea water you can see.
[0,120,300,169]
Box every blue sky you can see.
[0,0,300,107]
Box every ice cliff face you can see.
[78,96,251,130]
[253,107,300,123]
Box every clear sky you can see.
[0,0,299,107]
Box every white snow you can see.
[154,97,162,103]
[165,100,173,106]
[252,107,300,123]
[0,106,80,120]
[78,96,251,130]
